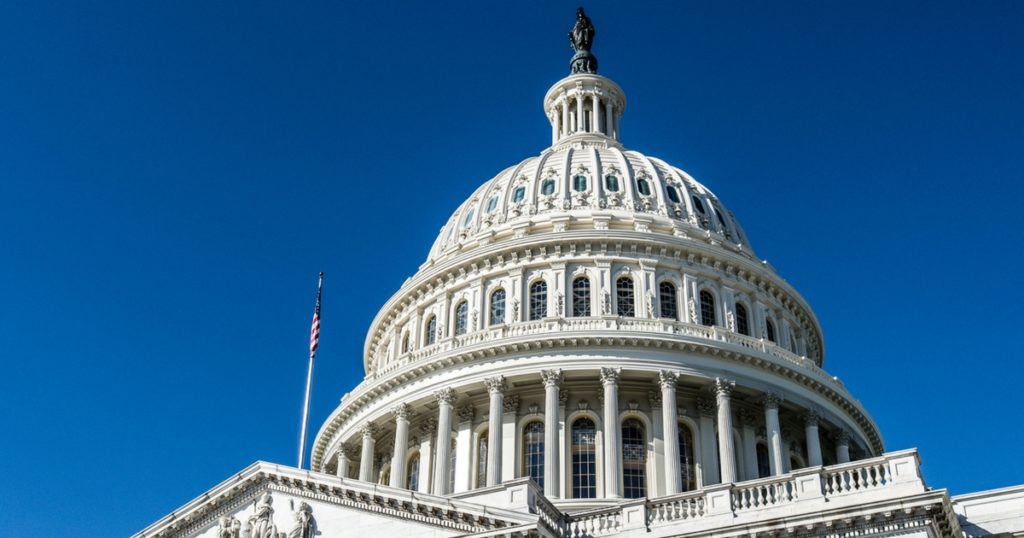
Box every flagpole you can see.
[298,272,323,469]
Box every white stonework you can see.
[135,13,1024,538]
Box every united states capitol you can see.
[135,9,1023,538]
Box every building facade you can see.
[135,10,1024,538]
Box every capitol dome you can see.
[308,13,883,507]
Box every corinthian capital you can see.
[714,377,735,397]
[658,370,679,389]
[391,403,412,421]
[434,387,457,406]
[804,409,820,427]
[762,391,783,410]
[599,367,621,385]
[360,422,378,438]
[832,429,851,445]
[540,369,563,387]
[484,376,507,395]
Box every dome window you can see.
[666,186,681,204]
[455,301,469,336]
[463,207,476,226]
[522,421,545,489]
[529,281,548,320]
[425,316,437,345]
[691,196,706,214]
[766,318,777,343]
[699,290,716,326]
[571,418,597,499]
[573,174,588,192]
[605,174,620,192]
[636,177,652,196]
[489,289,506,325]
[485,196,499,213]
[572,277,591,317]
[735,303,750,336]
[541,179,556,196]
[512,186,526,203]
[622,419,647,499]
[659,282,677,320]
[616,276,635,317]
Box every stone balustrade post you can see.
[659,370,682,494]
[484,376,506,486]
[358,422,378,482]
[715,378,737,483]
[601,367,622,498]
[432,387,457,494]
[389,403,412,488]
[541,369,562,498]
[762,392,784,476]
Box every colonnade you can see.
[335,369,855,499]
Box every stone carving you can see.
[687,297,697,323]
[658,369,678,389]
[471,309,479,331]
[360,422,378,438]
[804,409,820,426]
[434,387,458,406]
[559,390,570,406]
[696,398,716,417]
[647,292,655,318]
[527,403,541,415]
[577,399,590,411]
[419,418,438,436]
[648,391,662,408]
[714,377,735,397]
[762,391,783,410]
[555,292,564,316]
[392,403,412,421]
[627,400,640,411]
[484,375,507,394]
[540,369,562,387]
[738,407,757,427]
[511,298,520,321]
[288,501,314,538]
[599,366,621,385]
[832,429,851,445]
[243,492,278,538]
[726,310,735,331]
[457,404,475,422]
[218,516,241,538]
[503,394,520,414]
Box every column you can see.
[591,93,599,133]
[804,410,823,467]
[561,95,569,137]
[454,405,474,492]
[358,422,378,482]
[389,404,411,488]
[417,419,437,493]
[558,389,569,496]
[715,378,737,483]
[550,110,558,142]
[604,98,612,137]
[762,392,784,476]
[659,370,681,495]
[541,369,562,498]
[738,409,758,480]
[432,387,457,494]
[600,367,622,498]
[576,93,583,134]
[502,395,519,481]
[649,390,665,497]
[696,398,720,485]
[834,430,851,463]
[484,376,506,487]
[336,444,354,479]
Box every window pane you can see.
[486,196,498,213]
[426,316,437,345]
[573,175,588,192]
[407,454,420,490]
[529,281,547,320]
[572,277,591,317]
[699,291,716,326]
[691,195,706,214]
[622,419,647,499]
[490,289,506,325]
[766,319,776,343]
[572,419,597,498]
[756,443,771,478]
[512,186,526,203]
[616,277,635,317]
[667,186,681,203]
[637,178,651,196]
[463,208,475,226]
[523,421,545,489]
[541,179,555,195]
[605,175,620,192]
[679,426,696,491]
[456,302,468,335]
[735,303,749,335]
[659,282,677,319]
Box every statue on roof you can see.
[568,8,598,74]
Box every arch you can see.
[659,281,678,320]
[570,416,598,499]
[699,289,717,326]
[615,275,636,317]
[529,279,548,320]
[621,418,647,499]
[522,420,545,488]
[425,315,438,346]
[454,301,469,336]
[572,276,591,317]
[489,288,506,326]
[406,451,421,490]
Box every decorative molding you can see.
[434,387,457,406]
[391,403,412,421]
[696,398,716,417]
[599,366,621,385]
[457,404,475,423]
[804,409,820,427]
[540,369,563,387]
[484,375,507,395]
[658,369,678,389]
[648,391,662,408]
[360,422,378,438]
[503,394,520,414]
[714,377,735,398]
[762,391,783,410]
[738,407,757,427]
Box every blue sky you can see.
[1,1,1022,536]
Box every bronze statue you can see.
[568,8,598,74]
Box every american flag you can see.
[298,272,324,469]
[309,275,322,359]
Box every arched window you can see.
[541,178,556,196]
[699,290,716,326]
[512,186,526,203]
[678,424,696,491]
[713,206,729,232]
[735,303,749,336]
[463,207,475,226]
[616,276,635,317]
[380,466,391,486]
[476,430,488,488]
[523,421,545,488]
[489,289,506,325]
[571,418,597,498]
[605,174,620,192]
[447,438,457,493]
[691,195,706,214]
[485,196,498,213]
[622,419,647,499]
[400,332,410,354]
[407,453,420,490]
[666,186,681,204]
[636,177,651,196]
[425,316,437,345]
[573,174,588,192]
[766,318,777,343]
[529,281,547,320]
[572,277,591,317]
[455,301,469,335]
[659,282,677,319]
[756,443,771,478]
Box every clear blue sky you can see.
[1,1,1022,536]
